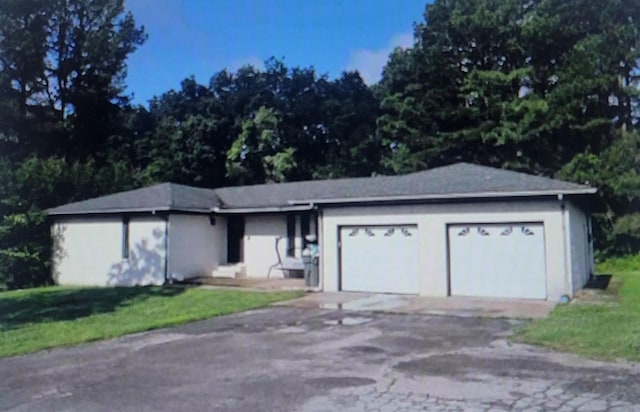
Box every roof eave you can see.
[212,205,315,214]
[47,206,213,216]
[287,188,598,206]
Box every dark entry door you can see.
[227,216,245,263]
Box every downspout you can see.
[317,208,323,291]
[558,194,572,298]
[588,215,595,275]
[162,213,170,285]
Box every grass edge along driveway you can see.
[514,255,640,361]
[0,286,302,358]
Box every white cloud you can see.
[227,56,265,73]
[125,0,188,30]
[345,33,414,85]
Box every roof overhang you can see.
[48,188,598,216]
[211,204,315,215]
[47,206,212,216]
[287,188,597,206]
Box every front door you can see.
[227,216,245,263]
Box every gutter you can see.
[212,204,315,214]
[47,206,212,216]
[287,188,597,206]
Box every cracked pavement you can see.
[1,307,640,411]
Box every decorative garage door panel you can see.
[448,224,547,299]
[340,225,418,294]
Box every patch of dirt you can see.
[574,275,622,305]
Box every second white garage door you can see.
[448,223,547,299]
[339,225,418,294]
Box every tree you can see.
[558,131,640,256]
[314,72,381,178]
[0,0,146,289]
[227,106,296,184]
[377,0,640,255]
[0,0,146,161]
[379,0,640,171]
[0,0,52,158]
[0,157,141,289]
[137,76,236,187]
[140,60,381,187]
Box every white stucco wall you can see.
[53,218,122,286]
[243,214,287,278]
[168,214,226,279]
[320,200,573,301]
[53,216,167,286]
[567,202,592,293]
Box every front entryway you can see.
[339,225,418,294]
[227,216,244,263]
[448,223,547,299]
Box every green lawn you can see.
[0,286,301,358]
[515,255,640,361]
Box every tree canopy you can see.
[378,0,640,255]
[0,0,146,288]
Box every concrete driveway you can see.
[1,307,639,412]
[276,292,557,319]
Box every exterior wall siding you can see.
[53,216,167,286]
[168,214,226,279]
[243,215,287,278]
[320,200,573,301]
[567,202,592,293]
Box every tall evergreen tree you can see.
[0,0,146,288]
[379,0,640,173]
[0,0,146,161]
[377,0,640,254]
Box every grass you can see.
[515,255,640,361]
[0,286,302,358]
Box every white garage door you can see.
[448,223,546,299]
[340,225,418,294]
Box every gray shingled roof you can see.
[48,183,220,215]
[214,163,595,208]
[48,163,595,215]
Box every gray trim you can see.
[212,205,315,214]
[48,207,212,216]
[288,188,597,206]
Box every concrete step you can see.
[212,264,246,279]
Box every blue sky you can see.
[124,0,427,105]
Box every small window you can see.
[286,214,296,257]
[122,217,130,259]
[301,213,310,248]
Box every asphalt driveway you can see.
[1,307,639,411]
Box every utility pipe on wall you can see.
[558,194,572,296]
